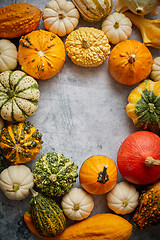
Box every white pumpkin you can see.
[102,12,132,45]
[61,187,94,221]
[150,57,160,82]
[0,39,18,73]
[0,165,34,200]
[42,0,80,37]
[106,182,139,215]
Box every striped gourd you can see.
[72,0,113,22]
[30,189,66,237]
[0,121,43,164]
[0,70,40,122]
[33,152,78,197]
[126,80,160,131]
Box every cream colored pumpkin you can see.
[106,182,139,215]
[150,57,160,82]
[0,70,40,122]
[0,165,34,200]
[42,0,80,37]
[61,187,94,221]
[102,12,132,45]
[0,39,18,72]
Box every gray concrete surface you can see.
[0,0,160,239]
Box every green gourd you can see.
[30,189,66,237]
[33,152,78,197]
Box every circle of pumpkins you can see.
[0,0,160,239]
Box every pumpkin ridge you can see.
[0,71,12,90]
[13,73,28,91]
[13,99,29,119]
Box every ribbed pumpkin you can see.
[33,152,78,197]
[0,2,41,39]
[126,79,160,131]
[30,189,66,237]
[0,70,40,122]
[72,0,113,22]
[108,40,153,85]
[0,122,43,165]
[18,30,66,80]
[79,155,118,195]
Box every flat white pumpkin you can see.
[0,70,40,122]
[42,0,80,37]
[102,12,132,45]
[150,57,160,82]
[0,165,34,200]
[0,39,18,73]
[61,187,94,220]
[106,182,139,215]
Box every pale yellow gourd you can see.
[115,0,160,16]
[102,12,132,45]
[106,182,139,215]
[61,187,94,221]
[150,57,160,82]
[42,0,80,37]
[0,165,34,200]
[0,39,17,72]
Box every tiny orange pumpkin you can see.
[79,155,118,195]
[18,30,66,80]
[108,40,153,85]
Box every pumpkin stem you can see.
[148,103,155,113]
[128,54,136,63]
[49,174,57,182]
[58,13,65,19]
[7,183,20,192]
[145,156,160,166]
[73,204,80,211]
[82,38,90,49]
[7,90,14,99]
[114,21,119,29]
[97,165,109,184]
[30,188,39,197]
[122,200,128,207]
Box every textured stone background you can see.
[0,0,160,240]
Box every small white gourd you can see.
[150,57,160,82]
[106,182,139,215]
[102,12,132,45]
[42,0,80,37]
[61,187,94,221]
[0,39,18,73]
[0,165,34,200]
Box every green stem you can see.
[30,188,39,197]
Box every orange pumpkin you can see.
[18,30,66,80]
[79,155,118,195]
[108,40,152,85]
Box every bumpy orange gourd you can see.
[0,3,41,39]
[24,212,132,240]
[18,30,66,80]
[108,40,153,85]
[79,155,118,195]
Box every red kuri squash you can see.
[117,131,160,185]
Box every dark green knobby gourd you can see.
[33,152,78,197]
[30,189,66,237]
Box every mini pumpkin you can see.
[73,0,113,22]
[65,27,111,67]
[126,79,160,131]
[42,0,80,37]
[108,40,153,85]
[61,187,94,221]
[102,12,132,45]
[150,57,160,82]
[106,182,139,215]
[0,165,34,200]
[0,70,40,122]
[18,30,66,80]
[79,155,118,195]
[0,39,18,72]
[0,121,43,165]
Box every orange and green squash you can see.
[126,79,160,131]
[30,189,66,237]
[0,2,41,39]
[79,155,118,195]
[0,121,43,165]
[18,30,66,80]
[108,40,153,85]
